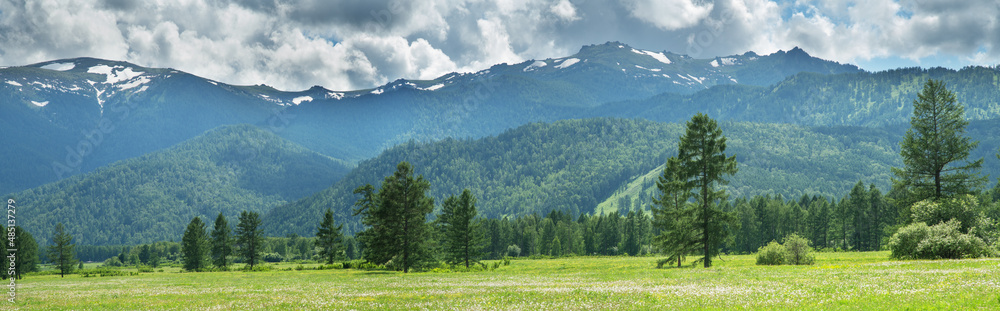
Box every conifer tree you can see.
[181,217,208,271]
[676,113,739,268]
[47,223,78,277]
[652,156,698,267]
[211,213,232,269]
[315,208,345,264]
[354,162,436,273]
[235,211,264,269]
[892,79,985,209]
[438,189,486,267]
[2,226,39,279]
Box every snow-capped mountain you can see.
[0,41,935,195]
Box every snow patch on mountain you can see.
[86,80,106,108]
[118,76,151,91]
[88,65,144,84]
[30,100,48,107]
[370,88,384,95]
[292,96,313,105]
[712,57,739,67]
[327,92,344,100]
[30,81,55,89]
[555,58,580,69]
[6,80,22,87]
[41,62,75,71]
[631,49,671,64]
[635,65,661,72]
[523,60,548,72]
[422,83,445,91]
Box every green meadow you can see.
[10,252,1000,310]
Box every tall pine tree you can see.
[438,189,486,267]
[315,208,345,264]
[892,79,985,210]
[652,156,699,267]
[353,162,436,273]
[676,113,739,268]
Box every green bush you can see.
[911,196,983,233]
[783,234,816,265]
[756,241,786,265]
[889,220,992,260]
[262,253,284,263]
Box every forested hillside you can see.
[261,117,992,237]
[12,124,350,245]
[603,66,1000,127]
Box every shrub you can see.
[911,195,981,233]
[507,245,522,257]
[783,234,816,265]
[262,253,284,263]
[889,220,992,260]
[756,241,786,265]
[102,257,124,267]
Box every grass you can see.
[10,252,1000,310]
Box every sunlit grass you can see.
[12,252,1000,310]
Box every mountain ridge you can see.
[11,124,351,245]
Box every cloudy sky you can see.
[1,0,997,91]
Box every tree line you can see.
[9,79,1000,275]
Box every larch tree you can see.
[315,208,345,264]
[438,189,486,268]
[353,162,436,273]
[892,79,985,210]
[652,156,699,267]
[47,223,78,277]
[676,113,739,268]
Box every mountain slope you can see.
[262,118,996,237]
[0,58,285,194]
[601,66,1000,127]
[0,44,862,195]
[3,45,996,198]
[12,124,350,245]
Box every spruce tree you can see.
[2,226,39,279]
[676,113,739,268]
[315,208,345,264]
[235,211,264,270]
[438,189,486,267]
[181,217,208,271]
[353,162,436,273]
[47,223,78,277]
[652,156,701,267]
[892,79,985,209]
[211,213,232,269]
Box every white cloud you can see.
[551,0,580,22]
[622,0,714,31]
[0,0,997,91]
